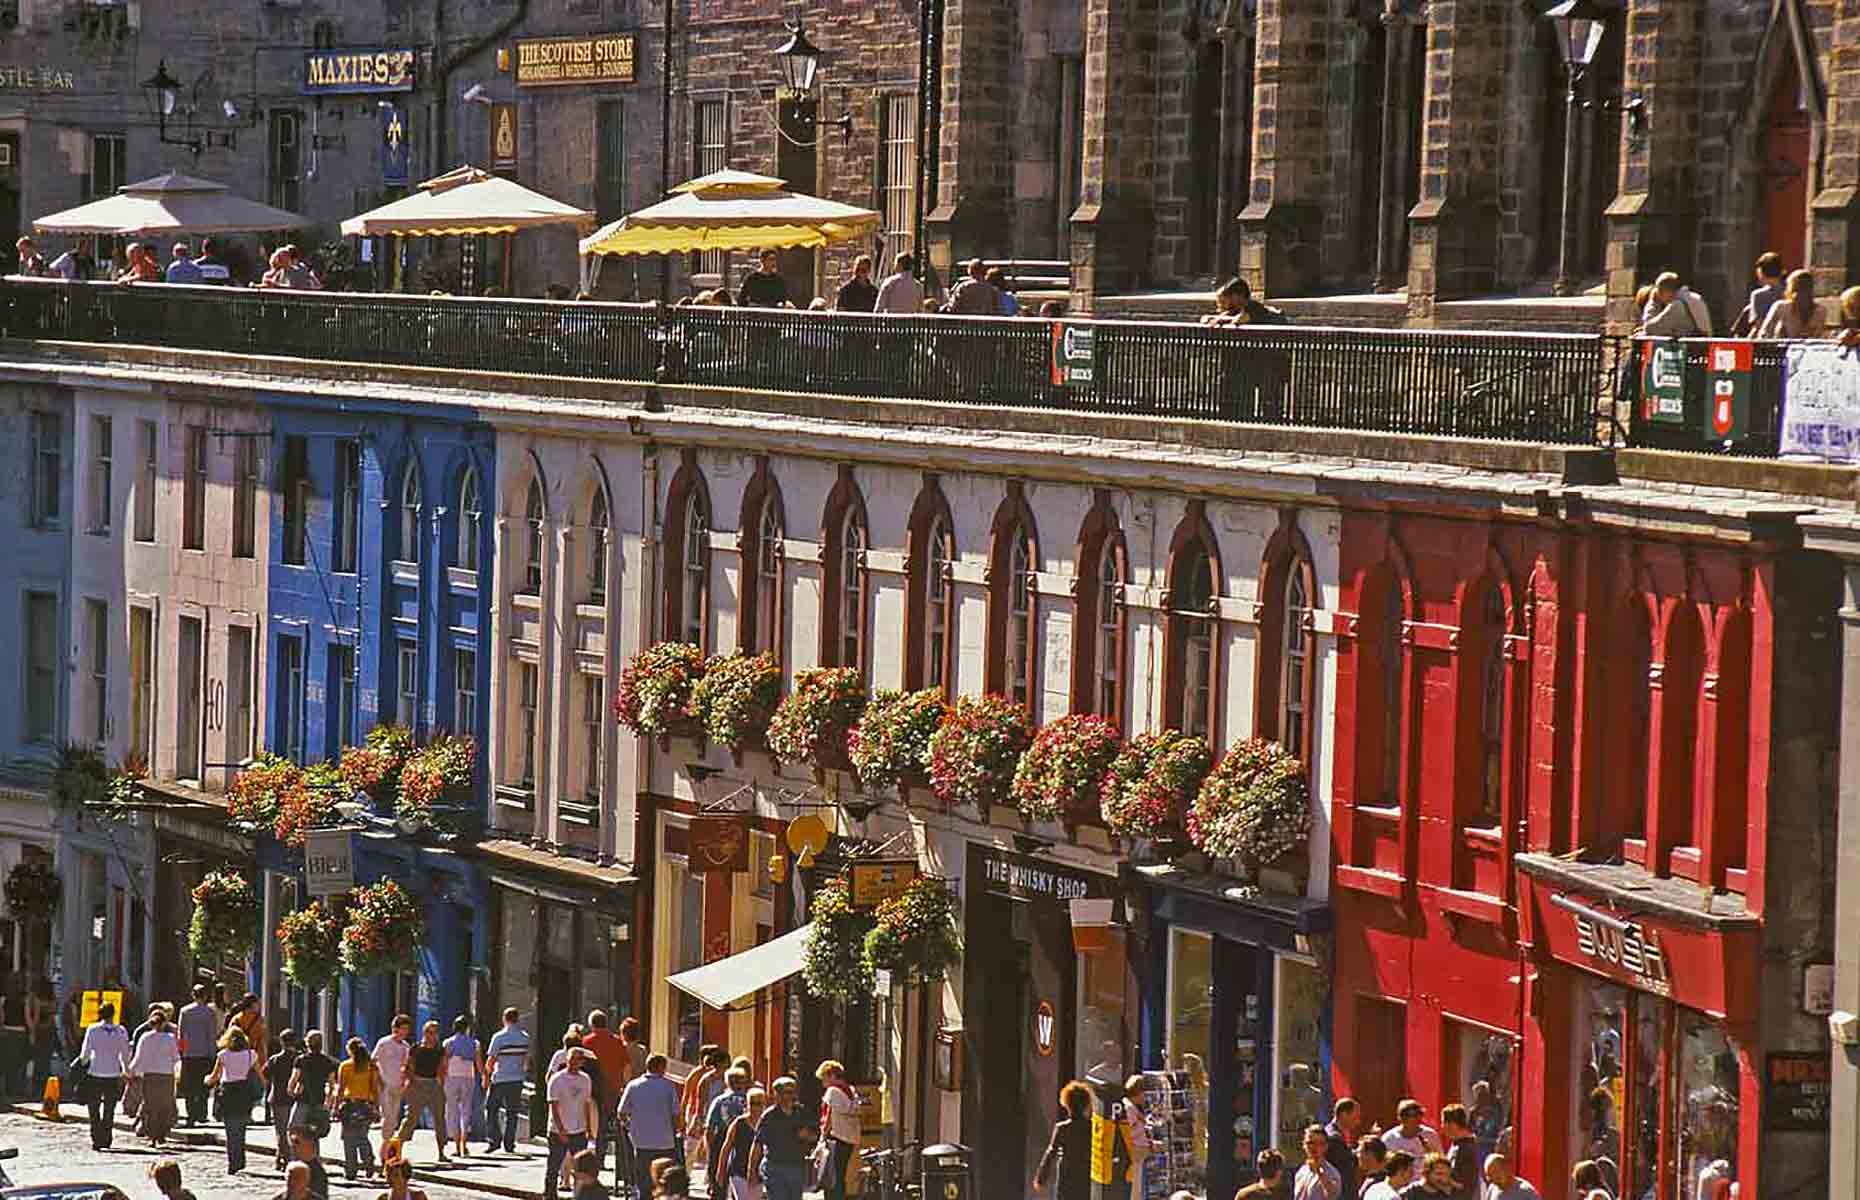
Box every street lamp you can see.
[141,60,202,157]
[1543,0,1643,296]
[774,18,852,143]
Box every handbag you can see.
[66,1052,90,1095]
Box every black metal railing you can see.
[1621,337,1790,458]
[0,278,1613,446]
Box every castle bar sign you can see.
[514,34,637,87]
[304,48,417,95]
[0,67,75,92]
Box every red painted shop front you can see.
[1517,869,1762,1200]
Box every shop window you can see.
[457,465,482,572]
[1446,1020,1514,1170]
[986,490,1038,713]
[1677,1016,1739,1200]
[1475,582,1508,829]
[739,465,785,659]
[586,485,609,606]
[134,420,157,544]
[1273,958,1328,1161]
[904,477,956,693]
[233,438,258,559]
[497,891,540,1039]
[399,465,422,565]
[333,439,361,574]
[1166,538,1218,741]
[1630,998,1663,1200]
[182,425,207,551]
[1072,496,1127,728]
[1163,928,1212,1193]
[88,415,111,536]
[820,468,869,680]
[176,615,204,779]
[663,454,712,652]
[1574,981,1633,1195]
[280,435,309,567]
[523,477,546,594]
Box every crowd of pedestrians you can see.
[1637,249,1860,348]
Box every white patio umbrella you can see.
[33,170,309,235]
[340,165,593,237]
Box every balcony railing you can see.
[0,278,1727,452]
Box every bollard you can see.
[38,1073,62,1121]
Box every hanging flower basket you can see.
[1100,731,1213,842]
[187,870,259,964]
[226,754,302,836]
[928,694,1031,811]
[1186,738,1311,869]
[1012,715,1122,825]
[767,667,867,773]
[613,642,707,741]
[274,760,348,848]
[863,877,962,984]
[693,652,782,752]
[341,880,425,977]
[398,735,477,829]
[277,900,344,992]
[3,860,60,923]
[848,689,950,793]
[51,744,109,812]
[339,723,415,809]
[801,875,876,1004]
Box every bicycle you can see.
[859,1140,921,1200]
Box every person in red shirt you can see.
[578,1010,629,1179]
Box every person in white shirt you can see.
[874,253,926,315]
[80,1002,131,1151]
[1363,1150,1415,1200]
[1483,1152,1542,1200]
[545,1047,597,1200]
[207,1027,261,1174]
[1293,1125,1342,1200]
[127,1008,181,1145]
[1381,1098,1443,1159]
[815,1059,862,1200]
[372,1013,413,1141]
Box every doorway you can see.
[1759,58,1810,269]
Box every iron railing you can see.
[1621,337,1788,459]
[0,278,1620,446]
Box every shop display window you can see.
[1274,958,1327,1160]
[1631,1000,1663,1200]
[1676,1017,1739,1200]
[1165,929,1213,1192]
[499,891,540,1026]
[1575,983,1629,1195]
[1448,1019,1515,1167]
[1079,927,1128,1084]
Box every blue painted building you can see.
[258,389,496,1046]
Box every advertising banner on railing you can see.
[1781,342,1860,461]
[1703,341,1750,443]
[1051,321,1094,387]
[1639,340,1687,425]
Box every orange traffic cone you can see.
[37,1073,62,1121]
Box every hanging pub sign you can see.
[304,47,417,95]
[381,102,410,186]
[490,103,519,171]
[1033,999,1057,1056]
[1639,339,1688,426]
[513,34,638,87]
[1703,340,1751,443]
[689,814,750,873]
[850,859,919,908]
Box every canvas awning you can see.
[665,922,813,1010]
[33,170,309,235]
[340,165,594,237]
[579,169,880,257]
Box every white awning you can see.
[665,922,813,1010]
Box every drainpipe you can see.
[433,0,531,171]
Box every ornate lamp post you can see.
[1545,0,1609,297]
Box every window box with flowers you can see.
[928,694,1032,813]
[187,870,259,965]
[398,735,477,833]
[1100,730,1213,853]
[339,723,415,812]
[693,652,782,757]
[3,859,60,925]
[1186,738,1312,891]
[1012,714,1122,834]
[849,689,950,795]
[864,876,963,984]
[277,900,344,992]
[801,875,875,1005]
[768,667,867,776]
[614,642,708,746]
[341,880,425,977]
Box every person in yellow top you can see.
[334,1037,384,1181]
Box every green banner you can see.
[1640,340,1687,426]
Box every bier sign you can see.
[304,828,356,897]
[514,35,637,87]
[1703,340,1750,443]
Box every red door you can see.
[1761,62,1811,269]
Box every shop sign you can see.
[1050,322,1095,387]
[514,34,638,87]
[1563,896,1670,994]
[491,102,519,171]
[79,989,125,1026]
[690,814,750,873]
[850,859,919,908]
[304,828,355,897]
[1639,340,1687,426]
[1703,340,1750,442]
[980,847,1113,905]
[1033,999,1056,1056]
[303,48,417,95]
[0,67,75,92]
[1764,1052,1830,1131]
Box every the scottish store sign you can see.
[305,48,417,95]
[514,34,637,87]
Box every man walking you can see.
[485,1007,529,1155]
[749,1077,814,1200]
[874,253,924,314]
[372,1014,413,1143]
[579,1011,627,1176]
[1325,1097,1361,1198]
[546,1047,598,1200]
[176,984,217,1127]
[618,1053,681,1200]
[1294,1125,1342,1200]
[79,1002,131,1150]
[704,1066,751,1177]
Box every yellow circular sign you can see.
[787,814,830,866]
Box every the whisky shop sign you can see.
[514,34,637,87]
[303,48,417,95]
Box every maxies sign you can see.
[304,47,417,95]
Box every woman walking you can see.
[815,1061,860,1200]
[127,1007,181,1145]
[398,1020,449,1163]
[715,1087,767,1200]
[441,1015,483,1160]
[207,1026,262,1175]
[335,1037,383,1180]
[1032,1081,1093,1200]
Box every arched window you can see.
[1280,569,1310,754]
[457,465,481,571]
[523,478,546,594]
[926,517,955,693]
[683,490,711,648]
[1477,584,1507,827]
[755,499,783,656]
[399,465,422,564]
[1095,539,1126,726]
[987,489,1040,712]
[1171,544,1217,740]
[587,486,609,606]
[839,506,867,678]
[1008,531,1035,706]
